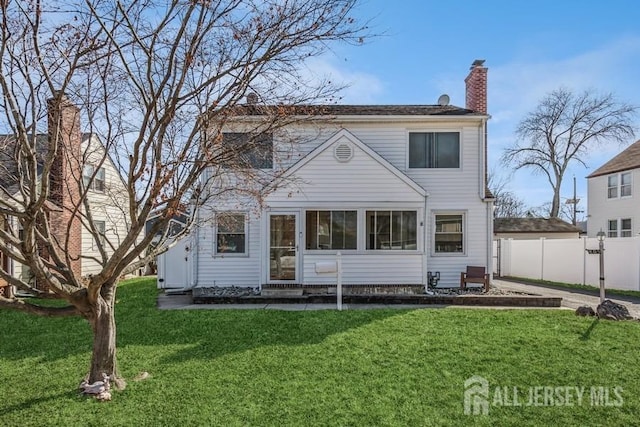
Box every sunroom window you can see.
[366,210,417,250]
[305,211,357,250]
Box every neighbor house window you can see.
[621,172,632,197]
[93,220,105,249]
[434,214,464,253]
[306,211,357,250]
[621,218,632,237]
[608,219,618,238]
[608,172,632,198]
[607,175,618,198]
[366,210,417,250]
[216,213,247,254]
[83,165,105,192]
[409,132,460,168]
[221,132,273,169]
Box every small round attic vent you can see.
[334,142,353,162]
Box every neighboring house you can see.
[0,95,135,291]
[587,140,640,238]
[160,59,494,289]
[494,217,582,240]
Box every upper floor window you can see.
[434,214,464,253]
[621,218,632,237]
[409,132,460,168]
[305,210,357,250]
[216,213,247,254]
[607,172,631,199]
[366,210,417,250]
[621,172,632,197]
[221,132,273,169]
[607,219,618,237]
[83,165,105,192]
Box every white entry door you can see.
[267,213,299,282]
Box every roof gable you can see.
[267,129,426,203]
[587,140,640,178]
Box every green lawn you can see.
[1,278,639,426]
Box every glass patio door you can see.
[268,213,298,281]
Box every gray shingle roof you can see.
[227,104,483,117]
[0,134,49,196]
[494,217,582,233]
[587,140,640,178]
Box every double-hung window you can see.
[621,173,632,197]
[366,210,417,250]
[216,213,247,254]
[92,220,105,249]
[607,176,618,199]
[409,132,460,168]
[608,172,632,199]
[83,165,105,192]
[608,218,632,237]
[434,214,464,253]
[221,132,273,169]
[305,211,357,250]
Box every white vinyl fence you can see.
[496,237,640,291]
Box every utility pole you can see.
[565,175,583,226]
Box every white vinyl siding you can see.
[302,253,424,285]
[193,119,491,288]
[81,136,136,276]
[196,214,261,287]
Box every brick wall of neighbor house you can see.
[465,59,488,115]
[47,94,82,279]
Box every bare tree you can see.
[488,172,528,218]
[0,0,367,397]
[501,88,637,218]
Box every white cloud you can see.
[302,57,384,104]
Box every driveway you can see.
[493,279,640,318]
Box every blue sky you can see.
[313,0,640,218]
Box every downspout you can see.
[479,117,493,278]
[423,192,429,291]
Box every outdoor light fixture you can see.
[596,229,606,303]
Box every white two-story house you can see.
[159,60,494,290]
[587,140,640,238]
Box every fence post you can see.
[540,238,545,281]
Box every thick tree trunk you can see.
[550,179,562,218]
[87,292,126,390]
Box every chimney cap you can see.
[470,59,486,69]
[246,92,259,104]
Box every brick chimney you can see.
[47,92,82,279]
[465,59,488,114]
